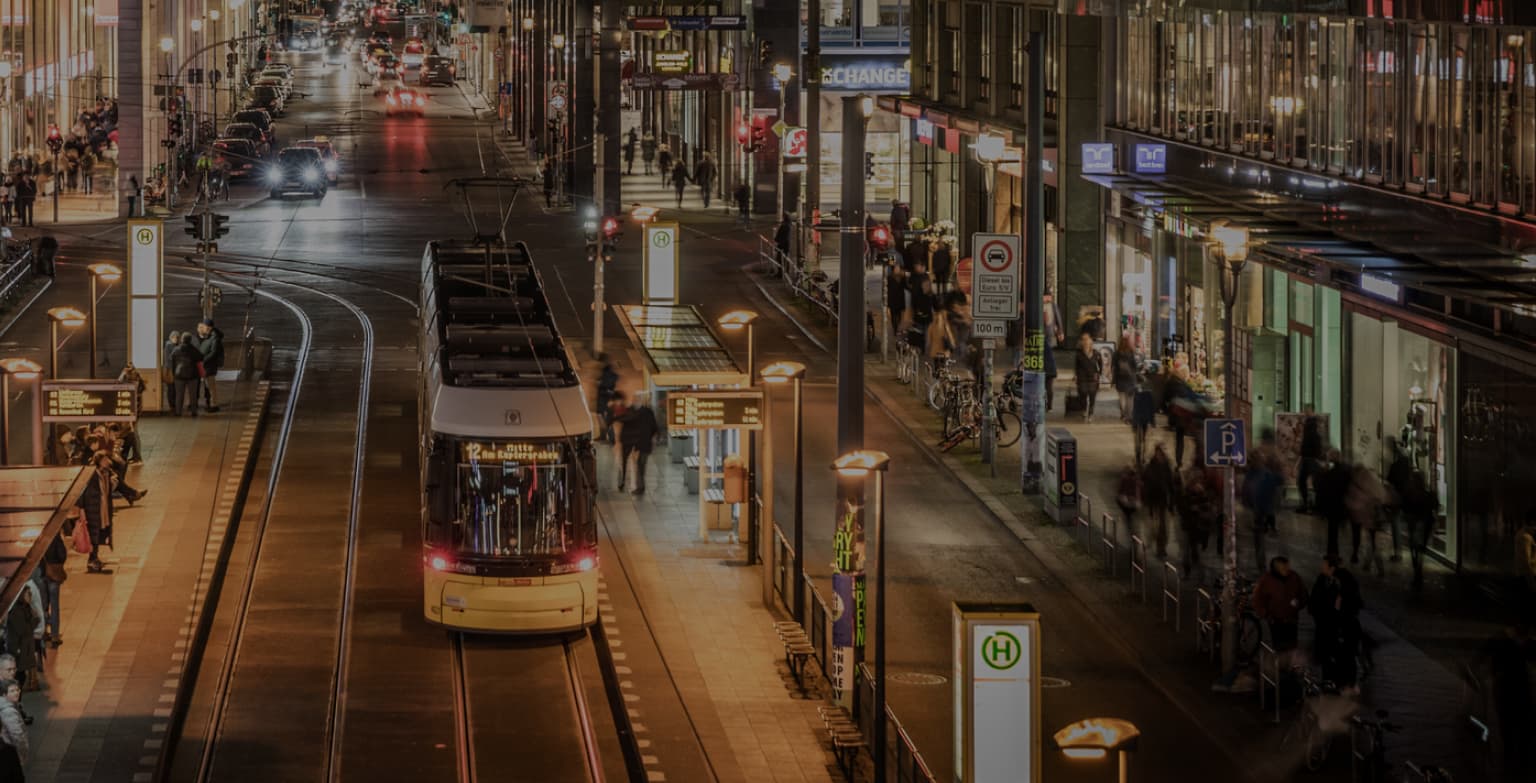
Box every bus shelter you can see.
[0,466,92,614]
[613,304,755,541]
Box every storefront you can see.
[812,50,911,209]
[1,0,119,169]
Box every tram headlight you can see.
[577,556,595,572]
[427,551,454,572]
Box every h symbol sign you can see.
[981,631,1022,671]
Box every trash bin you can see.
[683,456,700,494]
[669,431,693,463]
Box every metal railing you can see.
[0,239,36,305]
[1129,535,1147,601]
[757,235,839,325]
[1258,642,1281,723]
[854,663,940,783]
[773,523,792,608]
[1073,495,1094,550]
[1161,561,1182,630]
[1099,512,1119,577]
[1195,587,1219,662]
[806,574,832,681]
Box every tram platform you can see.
[15,382,267,783]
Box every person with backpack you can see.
[193,318,224,412]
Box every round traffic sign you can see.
[548,94,568,112]
[978,239,1012,272]
[981,630,1022,670]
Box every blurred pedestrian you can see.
[193,318,224,412]
[1072,332,1101,422]
[540,158,556,208]
[623,132,636,175]
[657,143,672,186]
[1115,463,1141,533]
[1297,408,1324,512]
[1178,465,1216,580]
[773,213,792,263]
[170,334,203,417]
[885,265,906,341]
[1142,444,1176,557]
[1482,621,1536,778]
[162,330,182,410]
[1251,556,1307,654]
[595,354,619,444]
[4,581,41,692]
[617,395,659,495]
[1346,463,1389,574]
[41,531,66,646]
[734,182,750,224]
[14,174,34,227]
[888,199,910,244]
[1316,449,1353,558]
[1112,334,1138,423]
[670,159,690,208]
[693,152,716,208]
[641,133,657,175]
[1131,381,1156,466]
[1309,554,1363,692]
[77,452,115,572]
[0,677,26,778]
[0,176,12,225]
[929,239,952,294]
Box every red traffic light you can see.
[736,122,751,147]
[600,216,620,239]
[870,225,891,249]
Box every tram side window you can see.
[425,442,457,527]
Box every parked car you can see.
[231,109,276,146]
[401,37,426,67]
[420,55,455,86]
[221,122,270,157]
[246,85,285,116]
[266,146,328,199]
[212,138,259,179]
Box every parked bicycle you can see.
[1199,573,1264,662]
[895,332,922,384]
[1281,665,1340,772]
[1349,709,1402,783]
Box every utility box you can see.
[1042,427,1078,524]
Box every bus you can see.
[418,240,598,633]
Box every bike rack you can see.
[1160,561,1181,630]
[1074,495,1093,550]
[1129,535,1147,602]
[1195,587,1219,662]
[1258,642,1281,723]
[1099,512,1118,577]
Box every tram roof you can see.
[614,304,748,387]
[0,466,92,615]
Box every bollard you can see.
[1129,535,1147,602]
[1161,561,1181,631]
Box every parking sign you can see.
[969,233,1020,321]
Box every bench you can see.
[703,488,726,504]
[817,705,865,779]
[774,621,814,690]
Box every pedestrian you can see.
[1115,462,1141,533]
[1482,621,1536,778]
[1131,381,1156,466]
[162,330,181,410]
[1393,459,1438,590]
[888,199,910,244]
[127,174,141,218]
[1250,556,1308,656]
[1309,554,1363,693]
[1162,365,1193,468]
[595,354,619,444]
[80,151,95,194]
[14,175,34,227]
[885,265,907,340]
[110,422,141,464]
[1043,294,1065,412]
[616,394,660,494]
[0,176,11,225]
[901,233,927,273]
[193,318,224,412]
[908,277,936,345]
[1112,334,1138,423]
[77,452,116,572]
[170,333,203,417]
[41,530,66,647]
[1297,407,1324,512]
[1346,463,1388,574]
[1142,443,1176,557]
[929,239,952,293]
[541,158,556,208]
[733,182,750,224]
[693,152,717,207]
[657,143,673,186]
[1072,332,1101,422]
[1178,466,1216,580]
[641,133,657,175]
[0,678,27,779]
[3,583,41,691]
[669,159,690,208]
[623,132,636,175]
[773,213,792,262]
[1316,449,1353,558]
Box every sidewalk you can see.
[577,342,841,783]
[750,260,1498,780]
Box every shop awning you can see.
[614,304,748,388]
[1083,171,1536,314]
[0,466,91,615]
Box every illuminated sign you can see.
[41,381,137,423]
[667,390,764,430]
[653,50,691,73]
[915,118,934,145]
[460,441,564,463]
[1133,143,1167,174]
[1081,142,1116,174]
[1360,273,1402,303]
[626,15,746,30]
[819,52,911,92]
[954,603,1043,783]
[643,222,679,304]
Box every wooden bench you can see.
[817,705,865,779]
[774,621,814,690]
[703,488,726,504]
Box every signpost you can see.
[954,602,1042,783]
[642,222,679,304]
[1203,418,1248,467]
[783,127,808,158]
[970,233,1020,469]
[126,220,164,413]
[667,390,764,430]
[40,381,138,422]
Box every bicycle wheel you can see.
[1238,614,1264,661]
[996,411,1022,447]
[928,377,948,411]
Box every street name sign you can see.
[667,390,764,430]
[1203,417,1247,467]
[969,233,1020,321]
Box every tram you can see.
[418,239,598,633]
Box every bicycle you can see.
[1199,573,1265,662]
[1349,709,1402,783]
[937,381,1022,452]
[1281,665,1339,772]
[895,329,923,384]
[926,355,955,411]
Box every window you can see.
[1007,5,1025,108]
[438,440,592,558]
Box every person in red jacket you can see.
[1251,555,1308,655]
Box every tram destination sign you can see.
[668,390,764,430]
[41,381,138,423]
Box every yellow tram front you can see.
[422,436,598,633]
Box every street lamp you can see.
[771,63,793,220]
[760,360,806,620]
[551,33,566,50]
[46,307,85,381]
[190,18,203,32]
[832,449,891,782]
[87,263,122,379]
[1208,219,1251,678]
[719,309,760,564]
[159,36,174,53]
[0,358,41,466]
[522,16,535,31]
[1053,717,1141,783]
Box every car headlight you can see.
[302,167,320,183]
[266,168,284,184]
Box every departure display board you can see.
[460,441,564,463]
[41,381,138,423]
[667,391,764,430]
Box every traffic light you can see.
[585,239,600,264]
[600,216,620,241]
[169,117,183,137]
[757,40,773,67]
[865,152,876,181]
[869,224,891,251]
[751,120,769,151]
[208,213,230,240]
[184,214,201,239]
[736,121,752,149]
[45,125,63,155]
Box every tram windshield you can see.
[426,438,594,558]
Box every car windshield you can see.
[278,149,317,166]
[234,113,266,126]
[448,440,587,557]
[254,86,278,98]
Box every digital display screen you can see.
[459,441,563,463]
[41,382,137,422]
[667,391,764,430]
